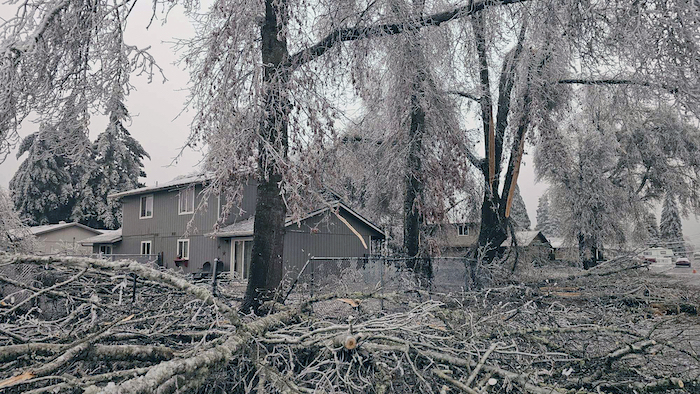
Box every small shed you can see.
[549,237,578,261]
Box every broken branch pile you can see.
[0,254,698,393]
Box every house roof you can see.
[548,237,566,249]
[213,217,256,237]
[80,229,122,246]
[28,222,103,236]
[108,173,212,199]
[500,231,550,247]
[210,202,385,239]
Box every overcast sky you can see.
[2,3,699,247]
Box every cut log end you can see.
[345,335,357,350]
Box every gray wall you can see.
[282,207,382,278]
[118,182,257,273]
[117,181,382,275]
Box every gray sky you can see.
[1,3,698,247]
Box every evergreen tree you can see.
[73,94,149,229]
[535,194,558,238]
[660,194,685,254]
[10,126,80,225]
[509,186,531,231]
[644,212,660,246]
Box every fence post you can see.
[212,258,220,297]
[310,259,314,300]
[379,255,384,311]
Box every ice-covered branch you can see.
[287,0,528,70]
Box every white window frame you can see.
[140,241,152,255]
[231,238,253,279]
[140,195,154,219]
[457,224,469,236]
[179,186,195,215]
[99,245,112,255]
[177,239,190,260]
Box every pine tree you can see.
[509,186,531,231]
[10,126,80,225]
[73,94,149,229]
[660,194,685,254]
[645,212,660,246]
[535,194,558,238]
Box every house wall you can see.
[442,223,479,248]
[221,182,258,226]
[283,208,380,278]
[431,223,479,257]
[117,180,381,275]
[36,227,100,255]
[119,182,257,273]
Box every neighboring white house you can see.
[641,247,675,265]
[26,222,104,255]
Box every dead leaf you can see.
[0,371,35,389]
[338,298,361,308]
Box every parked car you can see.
[675,257,691,267]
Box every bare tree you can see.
[537,90,700,267]
[182,0,530,311]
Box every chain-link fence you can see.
[280,256,482,309]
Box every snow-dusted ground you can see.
[649,262,700,288]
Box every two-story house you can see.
[82,174,385,278]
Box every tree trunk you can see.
[578,232,599,270]
[475,189,508,262]
[402,0,431,283]
[403,84,428,280]
[470,19,530,272]
[242,0,289,314]
[471,10,507,271]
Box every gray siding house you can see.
[91,175,384,277]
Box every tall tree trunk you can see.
[470,19,529,268]
[242,0,289,314]
[472,10,508,265]
[403,78,428,278]
[578,232,598,270]
[402,0,431,282]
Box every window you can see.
[177,239,190,260]
[140,241,152,255]
[99,245,112,255]
[457,224,469,236]
[232,239,253,279]
[140,195,153,219]
[179,186,195,215]
[660,250,666,255]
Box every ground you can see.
[0,254,699,393]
